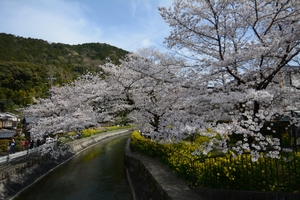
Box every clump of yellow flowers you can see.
[81,124,134,137]
[130,130,300,193]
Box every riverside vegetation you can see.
[130,130,300,193]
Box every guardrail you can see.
[0,147,40,165]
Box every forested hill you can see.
[0,33,129,113]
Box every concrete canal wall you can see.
[124,139,201,200]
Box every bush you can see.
[0,139,10,154]
[81,124,134,138]
[130,131,300,193]
[82,128,105,138]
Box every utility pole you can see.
[47,76,56,87]
[47,65,56,87]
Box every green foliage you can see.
[105,124,134,131]
[0,139,10,154]
[82,128,107,138]
[192,152,300,192]
[281,132,294,147]
[13,136,24,152]
[0,61,48,111]
[130,132,300,193]
[0,33,128,112]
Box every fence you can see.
[0,147,40,165]
[0,140,55,164]
[193,150,299,192]
[131,139,300,193]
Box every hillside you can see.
[0,33,129,113]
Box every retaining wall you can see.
[124,141,171,200]
[67,129,131,153]
[124,139,202,200]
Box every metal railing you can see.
[192,150,299,192]
[0,147,40,165]
[131,138,300,193]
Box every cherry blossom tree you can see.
[100,48,188,138]
[24,73,114,139]
[158,0,300,160]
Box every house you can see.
[0,112,20,130]
[0,112,20,139]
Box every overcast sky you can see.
[0,0,174,52]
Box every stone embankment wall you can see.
[124,140,170,200]
[124,139,202,200]
[0,148,74,200]
[0,129,131,200]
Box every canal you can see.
[14,133,133,200]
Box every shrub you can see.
[81,124,134,138]
[0,139,10,154]
[130,131,300,193]
[82,129,105,138]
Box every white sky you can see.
[0,0,174,52]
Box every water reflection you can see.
[14,133,133,200]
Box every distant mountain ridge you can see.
[0,33,129,112]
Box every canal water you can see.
[14,133,133,200]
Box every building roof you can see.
[24,116,39,124]
[0,129,16,139]
[0,112,20,121]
